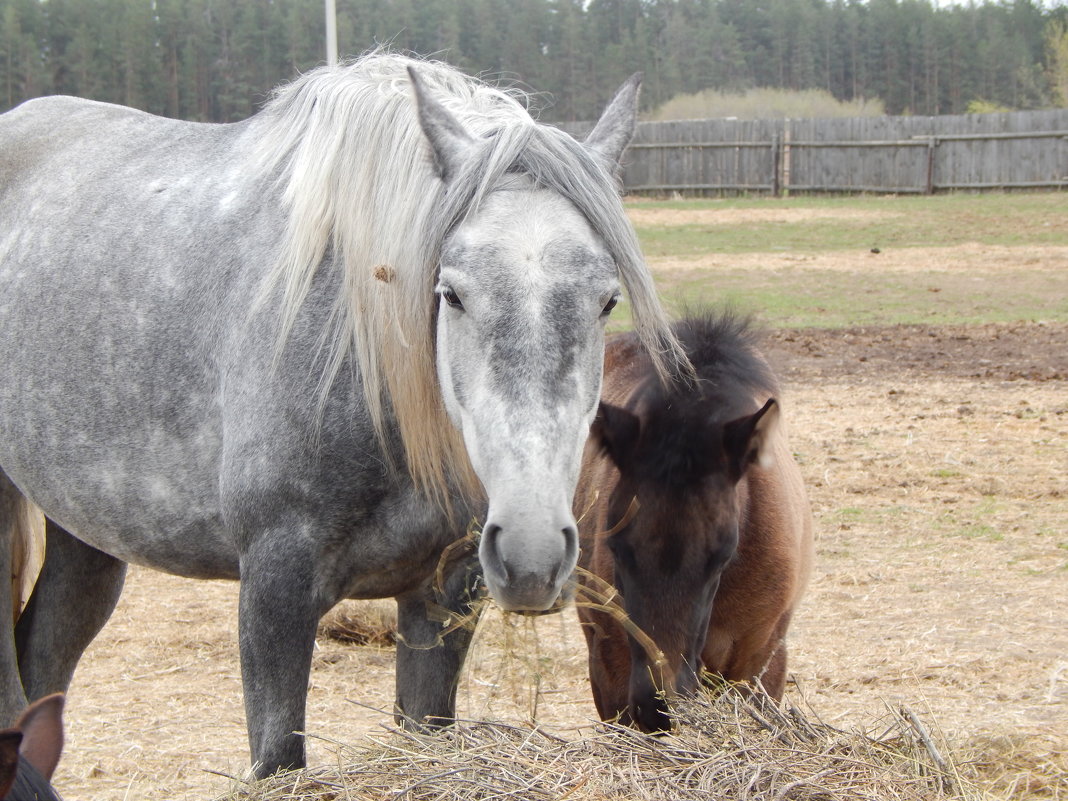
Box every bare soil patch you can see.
[764,321,1068,383]
[651,243,1068,274]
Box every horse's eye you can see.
[608,533,637,571]
[440,287,464,311]
[601,294,620,316]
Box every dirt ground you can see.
[45,277,1068,798]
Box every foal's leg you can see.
[15,519,127,702]
[238,533,321,778]
[752,613,793,700]
[580,610,633,723]
[717,611,793,701]
[394,546,483,729]
[758,642,788,700]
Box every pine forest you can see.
[2,0,1067,124]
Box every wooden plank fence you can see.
[558,109,1068,195]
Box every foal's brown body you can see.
[575,314,813,729]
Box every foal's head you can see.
[590,316,779,731]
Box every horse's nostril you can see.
[562,523,578,556]
[631,696,673,734]
[551,525,578,585]
[676,669,699,695]
[481,523,511,582]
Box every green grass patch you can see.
[620,192,1068,328]
[828,505,914,529]
[934,497,1007,542]
[832,507,867,522]
[956,522,1005,541]
[637,267,1068,329]
[931,468,963,479]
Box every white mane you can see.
[252,53,688,507]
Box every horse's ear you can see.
[408,66,476,181]
[14,694,64,781]
[723,398,780,481]
[584,73,641,169]
[0,730,22,797]
[590,402,641,470]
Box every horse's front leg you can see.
[238,533,321,778]
[394,544,483,729]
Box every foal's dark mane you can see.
[673,311,777,404]
[630,310,778,487]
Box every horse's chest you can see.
[305,484,463,601]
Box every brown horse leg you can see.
[755,611,795,700]
[757,640,788,699]
[711,612,794,701]
[579,612,631,722]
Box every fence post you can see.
[782,122,791,195]
[771,133,781,196]
[925,137,937,194]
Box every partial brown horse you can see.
[0,693,63,801]
[575,311,813,732]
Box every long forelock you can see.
[442,122,692,381]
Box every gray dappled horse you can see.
[0,54,689,777]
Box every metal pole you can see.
[325,0,338,66]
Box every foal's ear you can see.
[584,73,641,169]
[408,66,477,181]
[14,694,64,781]
[723,398,780,481]
[590,402,641,470]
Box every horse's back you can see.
[2,96,194,188]
[0,96,264,576]
[0,94,214,147]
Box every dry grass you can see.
[319,601,398,649]
[221,686,976,801]
[646,87,885,122]
[47,364,1066,801]
[43,223,1066,800]
[963,733,1068,800]
[626,205,903,228]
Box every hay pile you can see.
[223,687,978,801]
[318,601,398,648]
